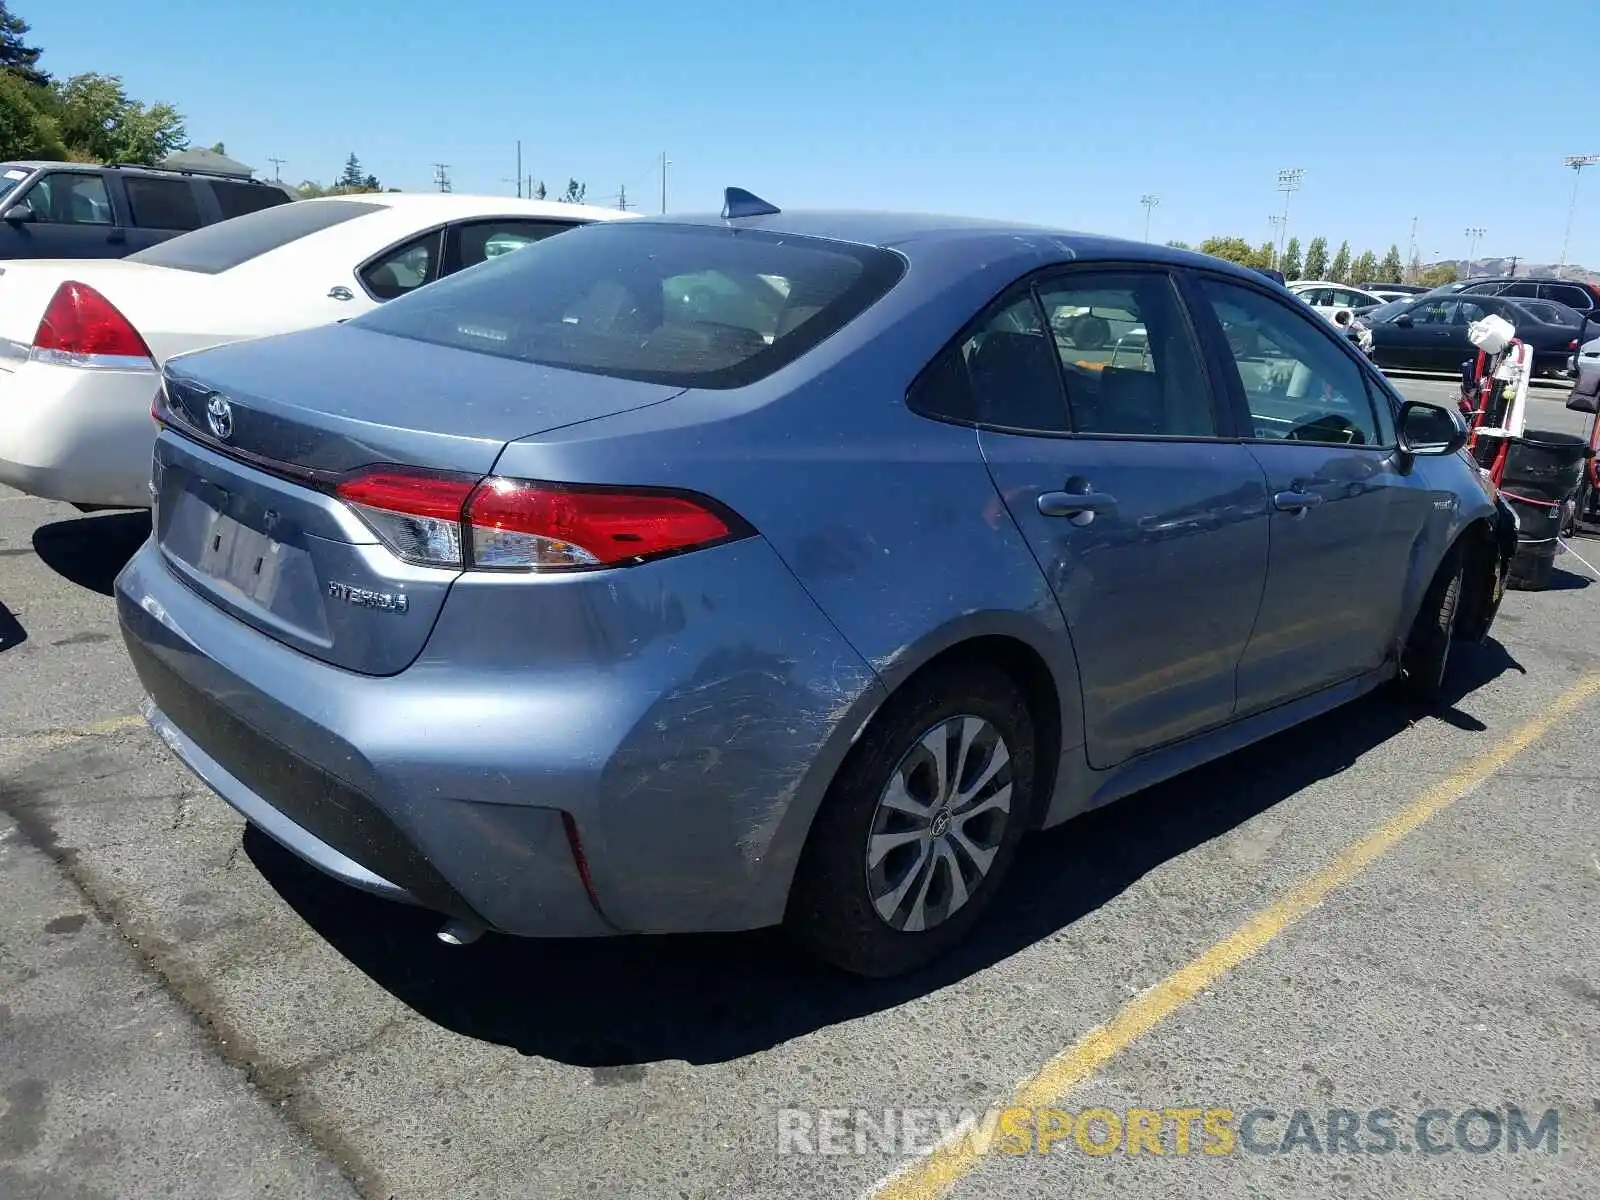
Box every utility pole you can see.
[1274,167,1303,267]
[660,152,670,214]
[433,163,452,193]
[1140,193,1159,242]
[1507,255,1519,277]
[266,156,285,183]
[1406,215,1418,281]
[618,184,631,212]
[1463,227,1485,278]
[515,141,522,197]
[1559,155,1599,277]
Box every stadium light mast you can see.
[1274,168,1303,265]
[1559,155,1599,276]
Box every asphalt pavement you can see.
[1,377,1597,1200]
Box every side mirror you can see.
[1394,314,1413,328]
[2,202,33,223]
[1397,399,1467,457]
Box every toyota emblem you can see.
[205,394,234,440]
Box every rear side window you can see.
[350,222,905,388]
[1545,284,1592,311]
[124,177,202,231]
[207,179,290,220]
[129,199,383,273]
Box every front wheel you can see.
[785,664,1036,977]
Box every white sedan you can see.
[0,193,634,507]
[1286,281,1390,329]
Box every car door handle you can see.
[1037,490,1118,524]
[1273,490,1323,513]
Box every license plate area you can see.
[195,507,289,607]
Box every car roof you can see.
[291,192,635,224]
[635,208,1274,284]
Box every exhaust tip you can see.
[436,918,486,946]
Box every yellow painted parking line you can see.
[869,670,1600,1200]
[2,713,145,753]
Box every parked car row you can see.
[1,189,1516,977]
[1351,292,1588,376]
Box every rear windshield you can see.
[349,221,906,388]
[128,198,384,273]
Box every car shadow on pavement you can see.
[0,602,24,653]
[31,511,150,596]
[247,638,1523,1068]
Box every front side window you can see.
[1038,272,1216,437]
[1407,298,1456,327]
[1198,278,1382,446]
[124,177,202,231]
[352,222,905,389]
[360,232,440,300]
[24,172,111,225]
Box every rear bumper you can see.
[0,359,159,506]
[115,533,886,937]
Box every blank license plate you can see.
[194,509,287,607]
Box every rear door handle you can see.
[1038,490,1118,525]
[1273,490,1323,513]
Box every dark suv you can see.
[1451,275,1600,316]
[0,162,294,259]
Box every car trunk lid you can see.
[153,323,685,675]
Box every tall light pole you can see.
[1463,227,1485,278]
[1559,155,1599,277]
[1274,168,1303,266]
[1140,193,1159,242]
[1267,214,1284,266]
[1406,215,1418,281]
[660,152,671,214]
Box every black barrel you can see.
[1501,430,1591,589]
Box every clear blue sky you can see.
[30,0,1600,269]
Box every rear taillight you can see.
[32,281,153,366]
[334,466,746,571]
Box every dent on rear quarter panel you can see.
[392,537,886,933]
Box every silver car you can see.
[116,196,1516,976]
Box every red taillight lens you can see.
[466,477,735,569]
[33,281,152,362]
[335,469,479,568]
[334,466,743,571]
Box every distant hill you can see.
[1425,257,1599,284]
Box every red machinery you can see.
[1457,323,1592,589]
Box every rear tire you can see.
[786,664,1036,977]
[1398,548,1463,703]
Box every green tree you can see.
[339,153,365,189]
[1279,237,1303,280]
[0,68,63,160]
[1198,236,1260,267]
[533,179,547,200]
[1329,240,1351,283]
[1419,263,1459,288]
[1303,237,1329,280]
[560,178,586,204]
[1379,244,1404,284]
[1256,240,1276,270]
[50,72,185,164]
[0,2,47,87]
[1351,250,1378,286]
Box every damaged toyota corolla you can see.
[116,190,1516,977]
